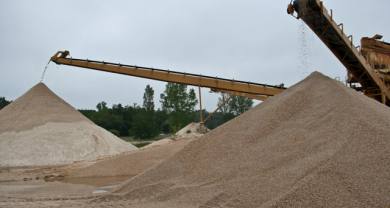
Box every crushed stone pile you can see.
[101,72,390,208]
[144,122,208,149]
[0,83,137,167]
[174,122,209,139]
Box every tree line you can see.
[0,97,11,110]
[0,83,253,140]
[80,83,253,140]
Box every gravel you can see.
[107,72,390,207]
[2,72,390,207]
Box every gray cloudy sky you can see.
[0,0,389,110]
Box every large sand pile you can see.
[0,83,136,167]
[101,72,390,207]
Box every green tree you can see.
[132,109,159,139]
[160,83,197,113]
[112,104,124,114]
[96,101,108,112]
[216,93,253,116]
[0,97,11,110]
[228,95,253,116]
[217,93,230,113]
[154,109,170,134]
[143,84,155,111]
[160,83,198,132]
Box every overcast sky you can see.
[0,0,389,110]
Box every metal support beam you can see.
[51,51,285,101]
[198,86,204,124]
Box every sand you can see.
[103,72,390,207]
[0,83,87,133]
[65,123,204,183]
[143,138,174,148]
[0,83,137,167]
[1,72,390,207]
[143,122,208,149]
[174,122,209,139]
[64,138,192,186]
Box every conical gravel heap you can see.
[174,122,209,139]
[0,83,137,167]
[104,72,390,208]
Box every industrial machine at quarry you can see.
[288,0,390,106]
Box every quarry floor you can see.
[0,138,193,207]
[0,165,125,207]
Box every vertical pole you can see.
[382,93,386,104]
[198,86,203,124]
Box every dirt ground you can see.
[0,166,96,207]
[0,163,158,207]
[0,138,194,207]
